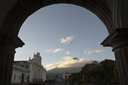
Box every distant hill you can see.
[46,67,82,78]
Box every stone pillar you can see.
[0,34,24,85]
[101,28,128,85]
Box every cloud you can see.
[46,49,53,52]
[45,56,93,68]
[97,41,101,44]
[53,49,63,53]
[60,36,74,44]
[65,51,70,55]
[65,51,77,55]
[46,48,63,53]
[83,49,107,55]
[62,56,73,61]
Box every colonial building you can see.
[11,52,46,84]
[11,61,30,83]
[63,72,71,83]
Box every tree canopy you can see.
[70,59,119,84]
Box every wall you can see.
[63,73,71,79]
[11,69,29,83]
[11,53,46,83]
[43,69,46,82]
[29,63,34,82]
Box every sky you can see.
[15,4,115,70]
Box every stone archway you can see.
[0,0,128,85]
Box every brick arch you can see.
[2,0,113,35]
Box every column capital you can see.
[0,33,24,53]
[101,28,128,51]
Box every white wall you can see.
[42,69,46,82]
[11,69,29,83]
[29,63,33,82]
[12,64,47,83]
[12,53,47,83]
[63,73,71,79]
[29,62,46,82]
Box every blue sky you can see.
[15,4,115,70]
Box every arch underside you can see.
[1,0,114,36]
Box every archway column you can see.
[101,28,128,85]
[0,33,24,85]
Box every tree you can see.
[70,72,81,82]
[81,61,103,83]
[114,68,119,81]
[81,59,119,84]
[100,59,116,82]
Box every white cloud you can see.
[65,51,70,55]
[45,56,93,68]
[53,48,63,53]
[62,56,73,61]
[65,51,76,55]
[83,49,107,55]
[60,36,74,44]
[97,41,101,44]
[46,48,63,53]
[46,49,53,52]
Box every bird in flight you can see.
[71,42,73,44]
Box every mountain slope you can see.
[47,67,82,78]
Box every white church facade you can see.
[11,53,46,84]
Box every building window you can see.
[68,76,70,78]
[14,74,16,80]
[65,76,67,78]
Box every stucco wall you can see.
[29,63,33,82]
[11,69,29,83]
[43,69,46,82]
